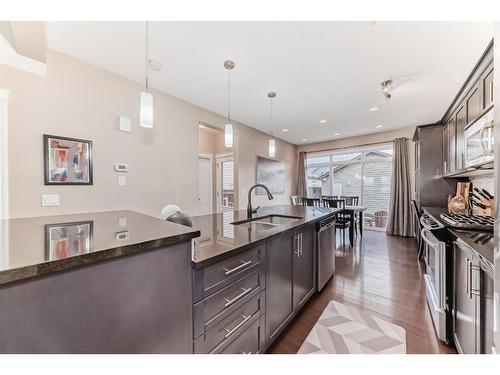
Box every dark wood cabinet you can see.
[443,116,457,173]
[413,125,456,208]
[465,82,481,126]
[293,226,315,310]
[453,241,479,354]
[265,224,317,347]
[455,104,466,170]
[265,233,294,342]
[482,63,494,110]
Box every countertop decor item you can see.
[298,300,407,354]
[43,134,93,185]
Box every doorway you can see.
[198,123,234,215]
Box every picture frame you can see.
[256,156,286,195]
[44,134,93,185]
[44,221,94,261]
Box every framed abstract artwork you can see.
[44,134,93,185]
[256,156,286,195]
[44,221,94,261]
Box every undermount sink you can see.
[231,214,303,229]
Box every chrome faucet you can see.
[247,184,274,218]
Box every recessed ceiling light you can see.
[282,128,288,132]
[376,125,384,129]
[319,119,327,123]
[302,138,308,142]
[369,106,379,112]
[334,133,340,136]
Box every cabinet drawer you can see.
[216,317,262,354]
[193,269,265,339]
[193,245,265,302]
[194,293,263,354]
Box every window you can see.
[306,143,393,230]
[217,156,234,210]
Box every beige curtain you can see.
[297,152,308,198]
[387,138,414,237]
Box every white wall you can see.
[0,49,297,218]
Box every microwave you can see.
[464,108,494,168]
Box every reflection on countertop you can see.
[0,210,199,285]
[191,205,339,269]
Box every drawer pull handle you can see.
[223,314,252,338]
[224,260,252,276]
[240,350,252,354]
[224,287,252,307]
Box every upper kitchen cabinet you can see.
[481,63,494,110]
[465,82,481,126]
[440,40,494,178]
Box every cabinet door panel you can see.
[265,234,293,341]
[466,84,481,125]
[454,244,478,354]
[293,227,315,309]
[455,105,466,170]
[482,65,493,109]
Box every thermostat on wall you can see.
[115,163,129,172]
[115,231,129,240]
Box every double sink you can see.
[231,214,303,230]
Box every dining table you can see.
[343,205,367,246]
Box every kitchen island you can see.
[0,205,338,354]
[189,205,339,353]
[0,210,200,353]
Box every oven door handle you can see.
[421,228,437,249]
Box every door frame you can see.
[0,88,8,219]
[0,88,9,270]
[198,153,213,215]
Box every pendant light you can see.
[140,21,153,129]
[267,91,277,157]
[224,60,235,147]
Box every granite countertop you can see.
[190,205,339,269]
[0,210,200,286]
[422,206,494,266]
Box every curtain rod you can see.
[303,138,407,155]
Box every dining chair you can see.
[323,198,351,247]
[341,196,359,234]
[290,195,302,206]
[302,197,321,207]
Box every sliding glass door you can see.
[306,143,393,230]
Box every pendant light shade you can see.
[267,91,277,157]
[140,91,154,128]
[224,123,233,148]
[268,139,276,157]
[224,60,235,147]
[140,21,153,129]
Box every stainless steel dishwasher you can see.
[317,216,336,291]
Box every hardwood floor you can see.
[268,230,457,354]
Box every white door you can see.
[198,155,213,215]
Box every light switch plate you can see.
[41,194,60,207]
[115,163,129,172]
[118,116,131,133]
[118,176,127,186]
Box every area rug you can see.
[298,300,407,354]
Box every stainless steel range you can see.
[440,213,494,231]
[419,214,453,344]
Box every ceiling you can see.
[46,21,493,145]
